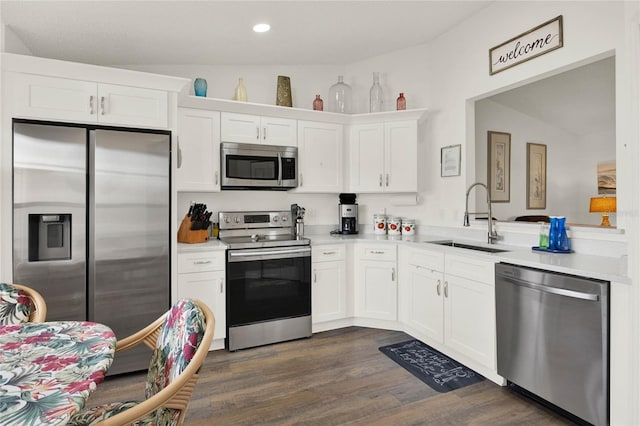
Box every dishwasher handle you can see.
[500,275,600,301]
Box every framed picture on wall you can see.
[441,144,461,177]
[526,143,547,209]
[487,131,511,202]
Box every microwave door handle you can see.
[277,152,282,186]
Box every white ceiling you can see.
[1,0,492,66]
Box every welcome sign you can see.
[490,16,563,75]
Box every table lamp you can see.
[589,196,616,226]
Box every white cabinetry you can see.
[177,249,226,349]
[349,120,417,193]
[6,72,169,128]
[177,108,221,192]
[311,245,346,324]
[221,112,296,146]
[297,121,343,193]
[354,244,397,321]
[398,246,497,370]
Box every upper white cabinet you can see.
[6,72,169,128]
[221,112,297,146]
[296,121,343,193]
[177,108,221,192]
[349,120,418,193]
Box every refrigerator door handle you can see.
[87,131,96,321]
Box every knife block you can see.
[177,215,209,244]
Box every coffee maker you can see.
[339,193,358,234]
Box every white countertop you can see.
[177,232,630,284]
[307,232,630,284]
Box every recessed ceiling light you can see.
[253,23,271,33]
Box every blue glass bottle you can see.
[548,216,558,250]
[194,78,207,97]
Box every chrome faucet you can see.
[464,182,499,244]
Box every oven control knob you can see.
[234,216,240,224]
[224,216,231,224]
[273,216,279,223]
[281,214,289,222]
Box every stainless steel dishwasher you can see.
[495,263,609,426]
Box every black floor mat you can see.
[379,339,484,393]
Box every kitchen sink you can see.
[426,240,508,253]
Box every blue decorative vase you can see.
[194,78,207,97]
[557,216,571,251]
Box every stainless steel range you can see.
[219,210,311,351]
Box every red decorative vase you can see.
[313,95,323,111]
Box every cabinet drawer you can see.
[312,245,345,262]
[357,244,396,261]
[178,251,225,273]
[407,248,444,271]
[445,254,495,284]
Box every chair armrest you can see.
[115,313,167,353]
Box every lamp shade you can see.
[589,196,617,213]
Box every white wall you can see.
[475,98,615,225]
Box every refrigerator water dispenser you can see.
[28,214,71,261]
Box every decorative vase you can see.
[369,72,383,112]
[328,75,352,113]
[313,95,323,111]
[276,75,292,107]
[194,78,207,97]
[233,78,248,102]
[396,93,406,110]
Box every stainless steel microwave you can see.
[220,142,298,190]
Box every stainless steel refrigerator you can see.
[12,121,171,375]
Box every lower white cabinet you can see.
[354,244,397,321]
[177,250,226,348]
[311,245,346,323]
[398,245,497,370]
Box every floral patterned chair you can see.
[0,282,47,324]
[68,298,215,426]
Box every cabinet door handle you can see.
[256,126,260,140]
[386,173,389,187]
[215,171,218,185]
[436,279,441,296]
[379,174,383,187]
[89,95,95,115]
[219,279,224,294]
[314,270,317,283]
[391,268,395,281]
[263,127,267,140]
[370,250,385,255]
[300,174,303,187]
[100,96,106,115]
[193,260,212,265]
[444,281,449,298]
[177,138,182,169]
[322,251,336,255]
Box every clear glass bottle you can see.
[369,72,383,113]
[313,95,323,111]
[396,93,406,110]
[234,77,248,102]
[328,75,352,113]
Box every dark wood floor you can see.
[88,327,573,425]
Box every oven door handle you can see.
[228,246,311,262]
